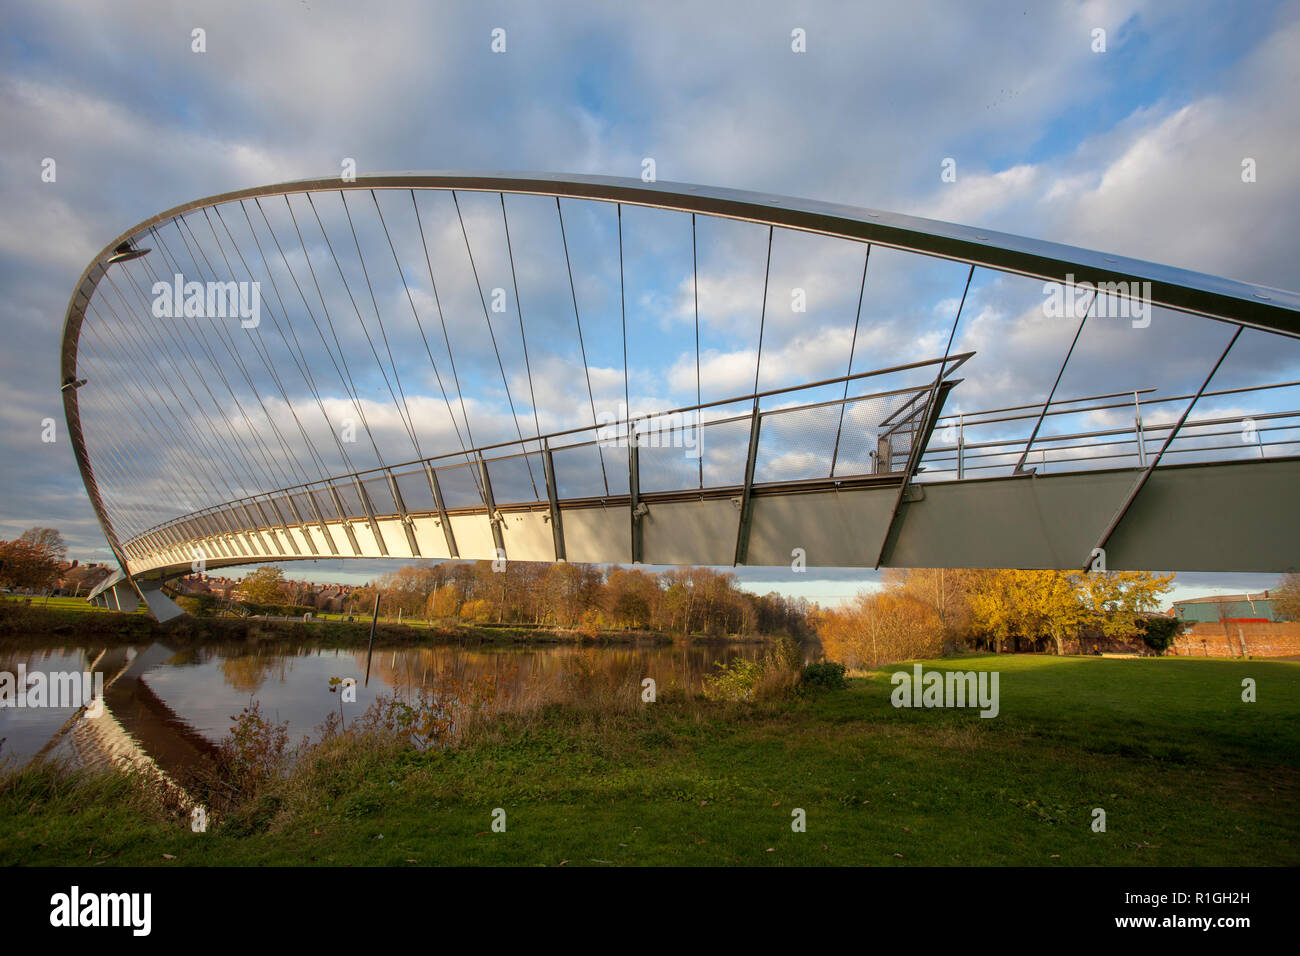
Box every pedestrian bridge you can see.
[59,173,1300,618]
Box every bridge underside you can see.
[126,457,1300,580]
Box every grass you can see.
[1,594,139,614]
[1,654,1295,866]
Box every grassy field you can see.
[1,654,1295,866]
[0,594,136,614]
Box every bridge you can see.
[60,173,1300,620]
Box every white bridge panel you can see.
[448,514,498,560]
[562,506,632,565]
[501,510,558,562]
[641,499,737,566]
[748,488,897,567]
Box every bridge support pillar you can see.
[136,579,187,623]
[108,580,139,613]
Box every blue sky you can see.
[2,0,1298,608]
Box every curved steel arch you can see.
[60,172,1300,602]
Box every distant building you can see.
[56,562,111,596]
[1171,592,1283,624]
[312,586,351,613]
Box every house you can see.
[56,562,111,596]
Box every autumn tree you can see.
[604,567,657,628]
[883,568,976,649]
[1273,573,1300,622]
[967,571,1089,654]
[19,527,67,564]
[0,538,61,591]
[818,590,945,667]
[428,583,462,620]
[378,565,442,620]
[459,598,492,623]
[968,569,1173,654]
[246,560,811,637]
[1078,570,1174,646]
[349,584,380,617]
[241,566,288,605]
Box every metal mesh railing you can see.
[486,451,546,505]
[920,381,1300,479]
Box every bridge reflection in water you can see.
[5,640,768,783]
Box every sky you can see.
[2,0,1298,609]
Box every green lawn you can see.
[2,654,1296,866]
[0,595,133,614]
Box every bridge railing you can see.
[920,380,1300,479]
[120,353,971,564]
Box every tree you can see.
[1272,573,1300,622]
[459,598,492,623]
[883,568,976,650]
[18,527,67,564]
[968,569,1173,654]
[603,567,657,629]
[0,538,61,590]
[966,571,1020,653]
[428,583,462,620]
[349,584,380,617]
[378,565,440,620]
[818,589,945,668]
[242,566,287,605]
[1079,570,1174,648]
[1137,616,1180,656]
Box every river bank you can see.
[2,655,1295,866]
[0,600,779,650]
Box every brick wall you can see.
[1169,621,1300,658]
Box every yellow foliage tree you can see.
[428,583,462,620]
[969,569,1174,654]
[459,598,492,623]
[242,565,287,606]
[819,590,944,668]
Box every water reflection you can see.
[0,640,768,774]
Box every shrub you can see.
[703,639,803,702]
[1138,615,1181,656]
[801,660,848,691]
[702,657,765,701]
[217,700,290,794]
[174,595,207,616]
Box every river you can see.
[0,639,774,774]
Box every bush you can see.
[801,660,848,691]
[702,657,765,701]
[215,701,290,799]
[173,595,208,617]
[703,639,802,702]
[1138,615,1182,656]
